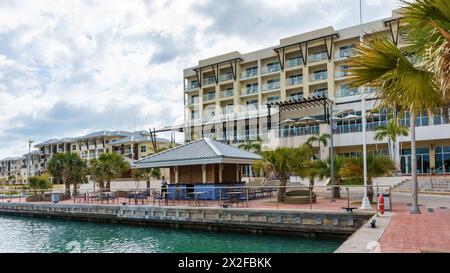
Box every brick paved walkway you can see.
[378,203,450,253]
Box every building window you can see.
[141,146,147,153]
[72,145,76,151]
[435,146,450,173]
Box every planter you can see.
[283,190,316,204]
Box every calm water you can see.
[0,215,342,253]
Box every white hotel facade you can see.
[182,9,450,175]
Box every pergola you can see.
[266,95,334,131]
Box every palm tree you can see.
[374,119,409,167]
[259,147,295,201]
[90,153,129,190]
[238,138,262,154]
[47,153,87,198]
[89,157,107,190]
[340,155,396,203]
[132,168,161,190]
[310,157,346,199]
[401,0,450,122]
[348,34,441,214]
[306,133,330,160]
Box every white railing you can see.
[220,73,234,82]
[308,52,328,63]
[335,49,356,60]
[220,89,234,98]
[241,86,259,96]
[187,97,199,105]
[286,57,303,68]
[335,71,349,79]
[261,64,281,75]
[203,93,216,101]
[312,90,328,97]
[203,77,216,86]
[309,71,328,82]
[185,82,199,91]
[261,81,280,92]
[286,76,303,86]
[287,94,304,101]
[240,70,258,79]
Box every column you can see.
[175,166,179,184]
[202,164,206,183]
[219,163,223,183]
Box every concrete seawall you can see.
[0,202,374,238]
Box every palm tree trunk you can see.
[106,180,111,191]
[333,178,341,199]
[64,182,71,199]
[146,180,151,190]
[278,177,287,201]
[410,112,421,214]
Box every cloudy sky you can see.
[0,0,401,158]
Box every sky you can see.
[0,0,402,158]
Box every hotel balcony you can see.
[261,81,280,92]
[335,71,349,80]
[240,70,258,80]
[286,76,303,87]
[335,49,356,61]
[309,71,328,82]
[308,52,328,63]
[261,64,281,75]
[286,57,304,69]
[287,94,304,101]
[220,89,234,99]
[187,97,199,106]
[240,86,259,96]
[203,77,216,87]
[203,92,216,102]
[185,82,199,91]
[312,89,328,97]
[337,87,361,98]
[220,73,234,82]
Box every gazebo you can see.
[133,138,261,200]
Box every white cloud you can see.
[0,0,400,157]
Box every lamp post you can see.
[360,97,371,209]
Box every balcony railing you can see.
[220,73,234,82]
[241,86,259,96]
[286,76,303,86]
[287,94,304,101]
[309,71,328,82]
[203,77,216,86]
[337,87,361,98]
[220,89,234,98]
[187,98,199,105]
[279,125,320,137]
[335,71,349,79]
[335,49,356,60]
[261,81,280,92]
[308,52,328,63]
[261,64,281,75]
[203,93,216,101]
[286,57,303,68]
[312,90,328,97]
[185,82,199,91]
[241,70,258,79]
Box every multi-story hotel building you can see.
[0,130,171,184]
[34,130,172,172]
[0,157,27,184]
[182,9,450,175]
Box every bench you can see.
[342,207,358,213]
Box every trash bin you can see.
[382,193,391,211]
[51,193,61,203]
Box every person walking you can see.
[161,176,168,205]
